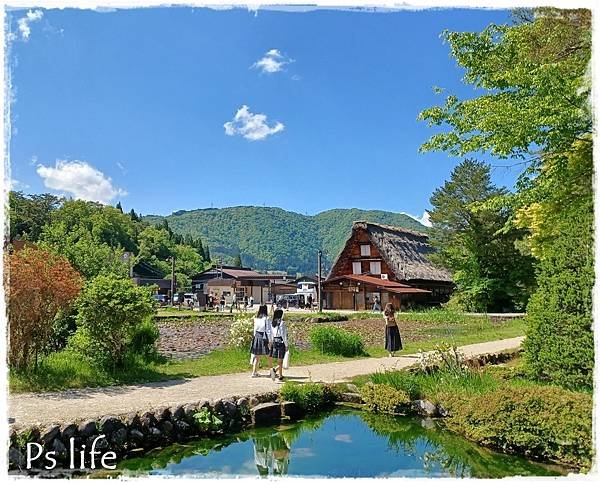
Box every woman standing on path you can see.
[383,303,402,357]
[251,305,272,377]
[269,309,288,381]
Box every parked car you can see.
[153,294,168,306]
[183,293,195,306]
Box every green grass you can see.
[10,315,525,394]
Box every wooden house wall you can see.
[329,228,397,281]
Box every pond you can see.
[112,409,566,478]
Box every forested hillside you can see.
[144,207,425,274]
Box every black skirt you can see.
[270,337,286,360]
[251,331,270,355]
[385,325,402,352]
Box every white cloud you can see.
[36,160,126,204]
[224,105,284,141]
[17,9,43,41]
[403,211,432,228]
[8,178,29,190]
[251,49,293,74]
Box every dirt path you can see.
[8,336,524,430]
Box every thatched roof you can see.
[328,221,452,283]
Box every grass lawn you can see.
[9,313,525,393]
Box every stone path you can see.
[8,336,524,430]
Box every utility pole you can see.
[317,250,323,312]
[168,255,176,306]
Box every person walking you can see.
[219,294,226,312]
[251,305,272,377]
[383,303,402,357]
[372,295,382,312]
[268,309,288,381]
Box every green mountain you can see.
[143,206,426,274]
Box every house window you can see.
[360,244,371,256]
[370,261,382,275]
[352,261,362,275]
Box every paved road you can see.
[9,336,524,430]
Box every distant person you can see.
[251,305,272,377]
[372,296,381,312]
[244,295,249,309]
[307,294,313,311]
[269,309,288,382]
[220,295,225,312]
[383,303,402,357]
[249,295,254,308]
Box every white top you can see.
[253,317,271,338]
[269,320,288,347]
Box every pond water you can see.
[114,409,565,478]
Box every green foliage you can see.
[428,160,534,311]
[419,9,591,160]
[419,9,593,390]
[309,326,365,357]
[193,408,223,432]
[360,383,411,414]
[130,320,160,359]
[441,385,593,471]
[9,191,62,241]
[523,205,593,390]
[279,382,339,413]
[143,207,426,273]
[74,275,156,367]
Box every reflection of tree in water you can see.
[359,412,560,478]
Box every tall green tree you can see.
[429,160,534,311]
[420,8,592,388]
[8,191,62,241]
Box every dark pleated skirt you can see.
[270,337,286,360]
[385,325,402,352]
[251,331,270,355]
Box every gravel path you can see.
[8,336,524,430]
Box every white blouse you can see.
[270,321,288,347]
[253,317,271,337]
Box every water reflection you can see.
[114,409,566,478]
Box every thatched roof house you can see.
[323,221,453,310]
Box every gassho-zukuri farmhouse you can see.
[322,221,453,310]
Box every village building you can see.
[191,266,295,305]
[323,221,453,310]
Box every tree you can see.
[9,191,62,242]
[232,252,243,268]
[7,247,83,370]
[429,160,534,311]
[115,201,123,213]
[39,200,135,278]
[74,275,156,368]
[419,8,592,387]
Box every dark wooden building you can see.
[323,221,453,310]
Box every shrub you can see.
[441,385,593,471]
[227,316,254,349]
[360,383,411,414]
[193,408,223,432]
[309,326,365,357]
[280,382,338,413]
[523,208,594,391]
[129,320,160,359]
[75,275,156,368]
[7,247,83,371]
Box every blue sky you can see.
[7,6,519,223]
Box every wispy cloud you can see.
[36,160,126,204]
[16,9,44,41]
[251,49,293,74]
[403,211,432,228]
[224,105,284,141]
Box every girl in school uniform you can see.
[251,304,272,377]
[383,303,402,357]
[269,309,288,381]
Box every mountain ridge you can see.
[143,206,427,274]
